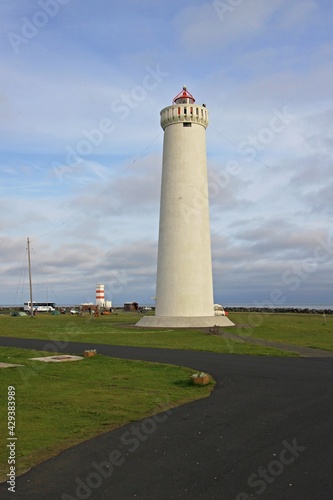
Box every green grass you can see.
[0,312,297,356]
[0,346,212,481]
[229,312,333,351]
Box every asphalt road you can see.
[0,337,332,500]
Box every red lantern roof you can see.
[172,86,195,104]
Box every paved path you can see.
[0,337,332,500]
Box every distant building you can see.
[124,302,139,312]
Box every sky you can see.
[0,0,332,308]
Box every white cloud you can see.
[174,0,286,52]
[278,0,318,31]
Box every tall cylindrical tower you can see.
[96,284,105,307]
[156,87,213,317]
[136,86,234,328]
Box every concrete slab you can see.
[0,362,24,368]
[135,315,235,328]
[29,355,84,363]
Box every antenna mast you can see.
[27,237,33,317]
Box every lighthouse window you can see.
[183,123,192,127]
[184,107,187,114]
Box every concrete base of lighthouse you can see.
[135,315,234,328]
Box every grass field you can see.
[1,310,331,481]
[0,313,324,356]
[1,310,332,352]
[229,311,333,351]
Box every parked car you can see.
[214,304,226,316]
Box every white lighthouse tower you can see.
[95,284,112,310]
[137,86,234,328]
[95,284,105,308]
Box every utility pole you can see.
[27,237,33,317]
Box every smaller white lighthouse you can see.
[137,86,234,328]
[96,284,105,307]
[95,284,112,309]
